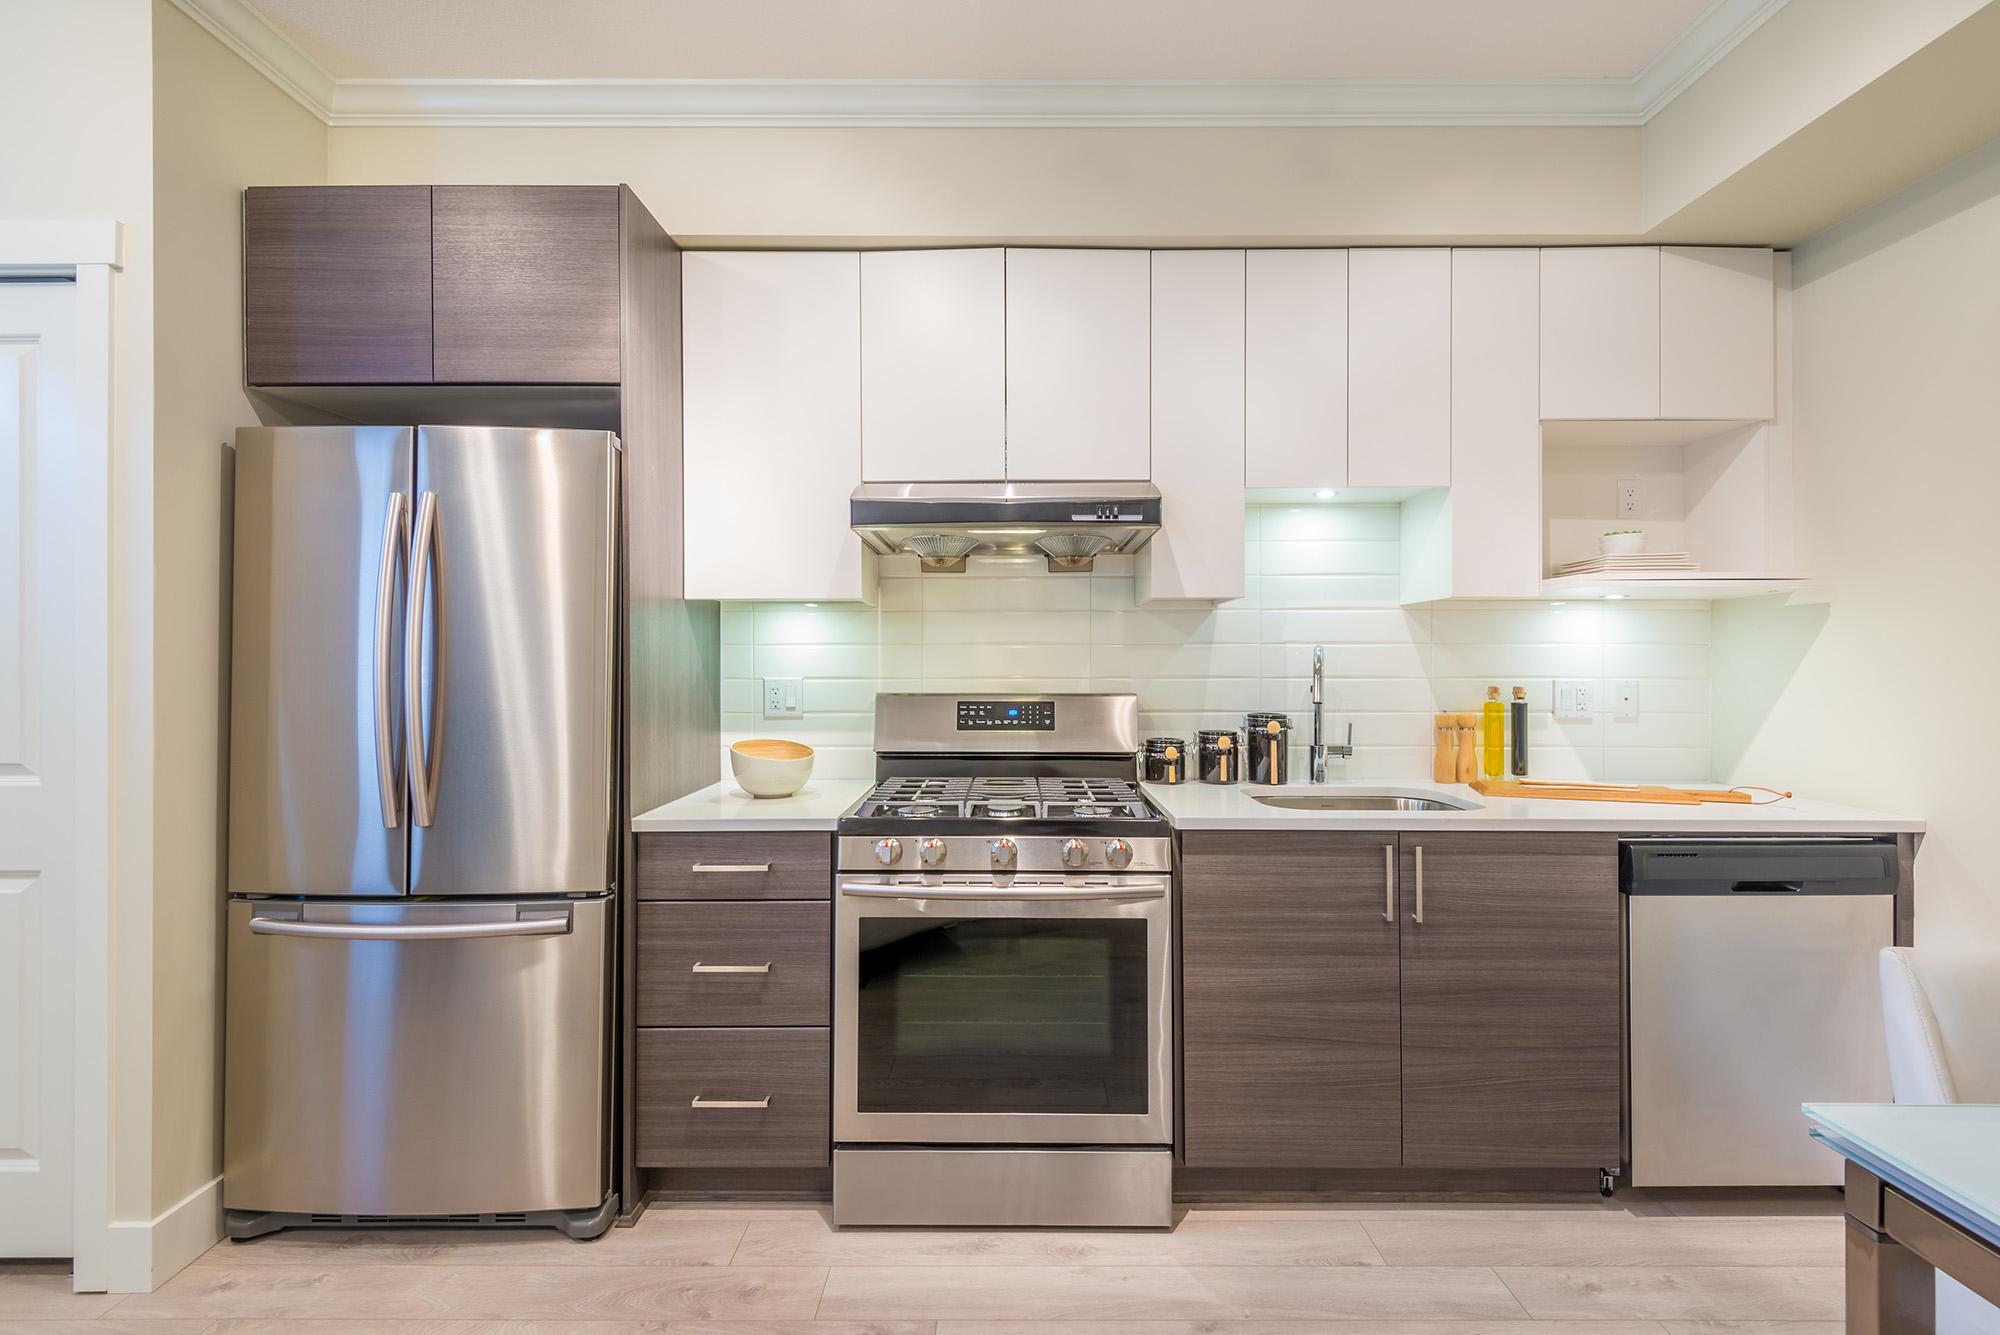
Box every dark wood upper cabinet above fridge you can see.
[244,186,434,386]
[244,184,623,387]
[432,186,622,384]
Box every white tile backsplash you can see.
[721,503,1712,783]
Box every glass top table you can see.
[1804,1103,2000,1334]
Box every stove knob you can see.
[873,837,902,866]
[919,837,948,866]
[1103,838,1133,869]
[1061,838,1088,869]
[989,838,1018,871]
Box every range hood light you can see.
[898,533,980,573]
[1035,532,1113,572]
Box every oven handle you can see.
[839,883,1167,903]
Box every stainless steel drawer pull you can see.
[1382,844,1394,923]
[691,863,772,873]
[690,1095,771,1109]
[1412,844,1425,924]
[690,962,771,973]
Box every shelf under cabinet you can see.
[1537,572,1815,600]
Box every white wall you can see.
[149,0,326,1227]
[1711,148,2000,946]
[720,504,1712,785]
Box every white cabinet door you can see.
[1448,249,1542,597]
[1348,248,1451,487]
[1245,248,1347,489]
[1540,246,1660,419]
[1142,250,1245,603]
[683,251,873,602]
[1661,246,1775,420]
[861,248,1005,481]
[1004,248,1151,480]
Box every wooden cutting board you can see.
[1468,778,1752,805]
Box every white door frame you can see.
[0,221,120,1289]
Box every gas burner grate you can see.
[859,774,1153,821]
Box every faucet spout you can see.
[1308,644,1353,782]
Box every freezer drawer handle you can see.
[691,1095,771,1109]
[248,916,571,941]
[691,863,772,873]
[373,491,410,829]
[691,962,771,973]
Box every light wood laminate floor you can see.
[0,1189,1848,1334]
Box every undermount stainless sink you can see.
[1248,790,1482,813]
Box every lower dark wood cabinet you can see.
[1398,832,1621,1168]
[636,900,829,1027]
[637,1027,829,1168]
[1181,830,1402,1167]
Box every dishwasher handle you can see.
[1733,880,1806,894]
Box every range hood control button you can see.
[1061,838,1088,868]
[989,838,1018,871]
[919,837,947,866]
[1103,838,1133,869]
[874,838,902,866]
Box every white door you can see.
[1003,249,1151,480]
[0,279,77,1255]
[1348,249,1452,487]
[1660,247,1775,420]
[1540,247,1661,419]
[1244,249,1347,489]
[860,248,1005,481]
[1142,250,1244,603]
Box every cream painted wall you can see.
[149,0,326,1217]
[328,124,1641,245]
[1710,156,2000,947]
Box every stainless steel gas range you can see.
[831,693,1173,1228]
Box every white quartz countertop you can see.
[1145,780,1924,835]
[632,779,871,831]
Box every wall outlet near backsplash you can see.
[1554,680,1595,720]
[762,677,804,718]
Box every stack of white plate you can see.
[1553,552,1701,577]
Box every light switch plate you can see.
[1554,679,1594,720]
[1612,679,1640,720]
[763,677,804,718]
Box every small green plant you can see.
[1603,530,1642,536]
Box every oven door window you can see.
[856,916,1149,1115]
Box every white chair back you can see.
[1878,948,2000,1104]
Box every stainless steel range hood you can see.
[851,482,1161,572]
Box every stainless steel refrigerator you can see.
[223,425,619,1239]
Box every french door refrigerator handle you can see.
[248,915,572,941]
[404,489,441,828]
[373,491,411,829]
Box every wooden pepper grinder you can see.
[1433,713,1457,783]
[1455,713,1480,783]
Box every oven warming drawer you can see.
[834,1147,1173,1227]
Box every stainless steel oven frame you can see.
[833,873,1173,1146]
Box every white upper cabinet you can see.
[1004,248,1151,480]
[1541,247,1661,419]
[1348,248,1452,487]
[1660,246,1775,420]
[1244,249,1348,489]
[1445,248,1542,598]
[682,251,874,603]
[860,248,1005,481]
[1142,250,1245,603]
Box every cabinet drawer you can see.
[637,901,828,1026]
[637,1027,829,1167]
[636,832,830,900]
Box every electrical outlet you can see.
[1617,478,1642,519]
[762,677,804,718]
[1554,679,1595,720]
[1612,679,1640,720]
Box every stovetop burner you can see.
[854,775,1153,822]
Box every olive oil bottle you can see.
[1482,686,1506,779]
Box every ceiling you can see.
[246,0,1720,82]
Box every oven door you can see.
[834,875,1172,1146]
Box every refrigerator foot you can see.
[219,1192,620,1241]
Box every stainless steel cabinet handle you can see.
[248,916,570,941]
[691,962,771,973]
[691,863,771,873]
[691,1095,771,1109]
[373,492,410,829]
[1412,844,1425,924]
[1383,844,1394,923]
[404,489,441,828]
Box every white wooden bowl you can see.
[730,739,815,798]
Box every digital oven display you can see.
[956,700,1056,731]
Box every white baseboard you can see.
[104,1175,222,1292]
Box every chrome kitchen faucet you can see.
[1309,644,1355,783]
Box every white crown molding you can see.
[168,0,1788,130]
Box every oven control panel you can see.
[957,699,1055,731]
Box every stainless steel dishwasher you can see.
[1623,837,1900,1187]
